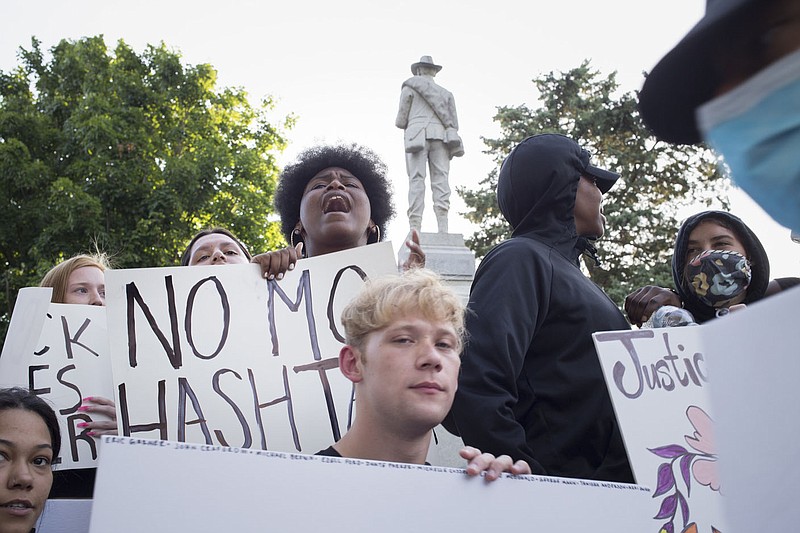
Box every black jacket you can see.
[447,134,634,482]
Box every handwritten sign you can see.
[0,288,113,469]
[89,435,653,532]
[103,242,397,453]
[593,327,726,533]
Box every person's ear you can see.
[291,223,305,249]
[339,345,364,384]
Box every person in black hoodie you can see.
[446,133,634,482]
[625,210,800,325]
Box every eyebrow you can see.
[0,438,53,451]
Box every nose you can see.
[89,289,104,306]
[9,462,34,490]
[325,177,346,190]
[417,340,443,371]
[211,250,226,263]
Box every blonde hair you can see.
[340,268,466,352]
[39,253,112,304]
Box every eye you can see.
[75,287,88,294]
[33,456,52,467]
[310,182,326,191]
[392,336,413,345]
[345,181,361,189]
[224,250,239,256]
[436,340,454,350]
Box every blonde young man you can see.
[317,269,530,481]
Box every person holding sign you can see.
[0,387,60,533]
[446,134,634,482]
[39,254,115,498]
[251,143,425,280]
[625,210,800,326]
[318,268,531,480]
[40,254,117,438]
[180,227,252,266]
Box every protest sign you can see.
[594,326,726,533]
[37,500,92,533]
[104,242,397,454]
[0,288,113,469]
[705,286,800,532]
[89,435,653,532]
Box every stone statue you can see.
[395,55,464,234]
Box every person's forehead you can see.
[382,315,457,336]
[68,266,104,283]
[193,233,239,250]
[688,219,737,239]
[309,166,359,182]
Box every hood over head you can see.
[672,210,770,322]
[497,134,619,258]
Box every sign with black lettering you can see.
[0,288,113,470]
[593,327,726,533]
[104,242,397,454]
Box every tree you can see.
[458,61,729,307]
[0,36,293,338]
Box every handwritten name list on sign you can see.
[104,242,397,454]
[90,436,653,533]
[593,327,726,533]
[0,288,113,469]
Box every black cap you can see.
[579,148,619,194]
[638,0,756,144]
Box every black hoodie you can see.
[672,210,770,323]
[448,134,634,482]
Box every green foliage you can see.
[0,36,292,338]
[458,61,728,307]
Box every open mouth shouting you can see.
[322,192,352,214]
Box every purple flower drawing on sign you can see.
[648,405,720,533]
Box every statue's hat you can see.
[411,56,442,75]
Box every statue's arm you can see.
[448,92,459,130]
[395,86,412,129]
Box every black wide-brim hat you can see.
[638,0,757,145]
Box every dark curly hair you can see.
[0,387,61,461]
[274,143,395,244]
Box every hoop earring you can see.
[290,229,302,249]
[368,225,380,244]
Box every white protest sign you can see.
[593,327,726,533]
[705,286,800,532]
[104,242,397,453]
[0,288,112,469]
[89,435,653,532]
[37,500,92,533]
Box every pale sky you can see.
[3,0,799,277]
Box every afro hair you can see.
[274,143,395,243]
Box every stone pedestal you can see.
[397,232,476,304]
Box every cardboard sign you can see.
[705,286,800,532]
[89,436,653,532]
[593,327,726,533]
[0,288,113,469]
[103,242,397,453]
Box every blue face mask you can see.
[696,47,800,232]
